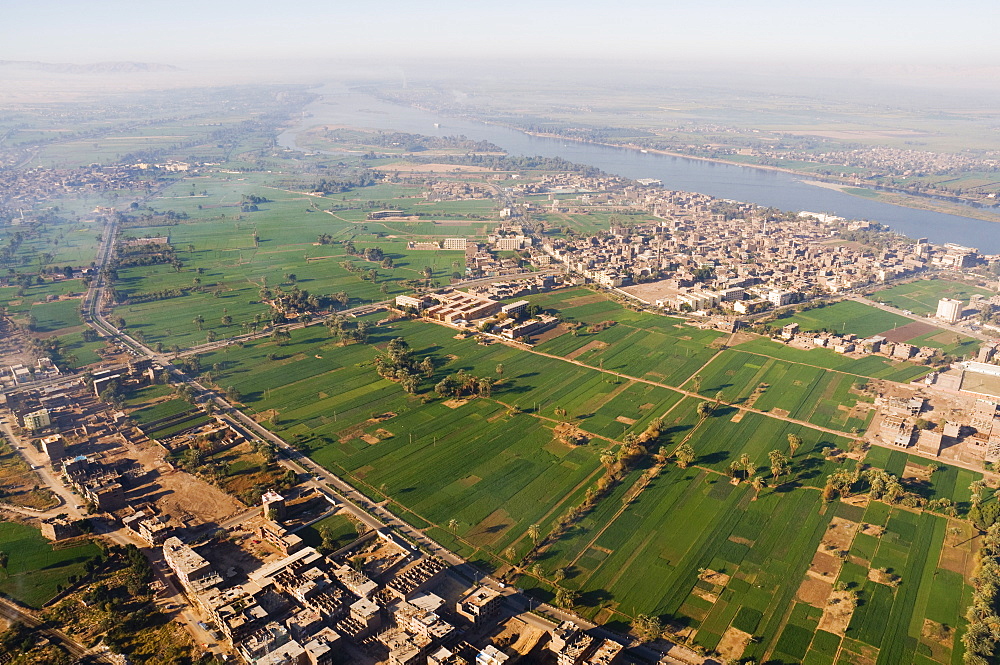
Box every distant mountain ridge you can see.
[0,60,179,74]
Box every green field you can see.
[873,279,994,316]
[181,288,970,649]
[516,448,975,664]
[295,514,361,552]
[770,300,911,338]
[688,350,874,431]
[108,174,486,348]
[0,521,102,608]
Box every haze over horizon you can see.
[6,0,999,73]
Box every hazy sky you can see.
[5,0,999,66]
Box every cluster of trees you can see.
[325,315,373,344]
[338,260,379,283]
[968,480,1000,531]
[309,173,381,195]
[28,336,76,371]
[821,466,912,506]
[260,284,331,316]
[113,240,179,266]
[115,208,188,229]
[240,193,270,212]
[373,337,433,394]
[434,370,494,399]
[0,230,26,267]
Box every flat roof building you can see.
[936,298,964,324]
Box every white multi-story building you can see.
[936,298,964,324]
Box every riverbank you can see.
[515,129,1000,224]
[800,180,1000,224]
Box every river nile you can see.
[278,86,1000,253]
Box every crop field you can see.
[130,398,195,426]
[0,208,107,271]
[295,514,361,552]
[689,350,874,431]
[873,279,994,316]
[769,301,911,337]
[110,175,488,347]
[27,297,84,333]
[528,290,725,386]
[0,278,86,315]
[0,521,102,608]
[518,448,975,664]
[902,329,979,357]
[864,447,980,504]
[660,398,853,485]
[56,330,106,367]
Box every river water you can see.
[277,85,1000,253]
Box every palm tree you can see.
[631,614,663,644]
[527,523,541,545]
[553,567,567,584]
[447,518,459,533]
[503,546,517,562]
[750,475,765,500]
[696,401,714,420]
[691,374,702,393]
[787,433,803,457]
[495,363,505,381]
[768,450,788,482]
[554,588,577,609]
[970,480,987,507]
[674,442,695,469]
[193,314,204,330]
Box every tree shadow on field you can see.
[578,588,612,607]
[415,345,444,356]
[517,372,539,379]
[794,455,826,481]
[698,451,729,466]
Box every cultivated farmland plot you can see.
[874,279,994,316]
[0,521,102,608]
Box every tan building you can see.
[40,434,66,463]
[424,292,501,324]
[455,585,503,625]
[163,536,221,594]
